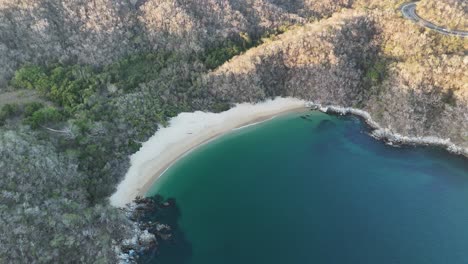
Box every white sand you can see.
[109,97,306,207]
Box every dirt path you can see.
[0,90,43,108]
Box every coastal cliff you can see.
[0,0,466,262]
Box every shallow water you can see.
[143,111,468,264]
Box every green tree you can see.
[11,65,47,90]
[0,104,21,125]
[23,102,45,117]
[25,107,63,128]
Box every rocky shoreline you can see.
[116,196,177,263]
[115,102,467,263]
[307,102,468,158]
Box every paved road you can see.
[400,2,468,37]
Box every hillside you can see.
[0,0,467,262]
[417,0,468,31]
[0,0,354,87]
[205,9,468,148]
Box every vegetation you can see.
[0,0,467,262]
[0,129,132,263]
[417,0,467,31]
[24,107,63,129]
[0,36,245,262]
[204,6,467,143]
[364,59,388,87]
[204,42,244,70]
[0,104,20,125]
[10,53,182,112]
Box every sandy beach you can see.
[110,97,306,207]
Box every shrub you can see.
[25,107,63,128]
[23,102,45,117]
[11,65,47,90]
[204,42,243,69]
[0,104,21,125]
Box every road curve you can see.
[400,2,468,37]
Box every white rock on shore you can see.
[308,102,468,157]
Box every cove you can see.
[142,111,468,264]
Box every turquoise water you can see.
[143,111,468,264]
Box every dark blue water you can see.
[144,111,468,264]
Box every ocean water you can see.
[143,111,468,264]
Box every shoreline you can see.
[113,100,468,262]
[110,98,467,208]
[309,103,468,158]
[110,97,307,207]
[137,107,305,197]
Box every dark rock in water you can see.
[165,198,176,207]
[119,195,189,263]
[315,119,336,131]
